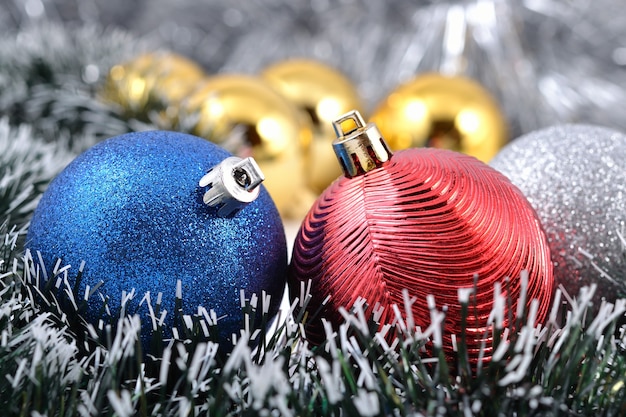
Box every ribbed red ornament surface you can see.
[289,148,554,362]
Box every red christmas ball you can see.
[289,111,554,363]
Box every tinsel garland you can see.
[0,120,73,229]
[0,22,151,147]
[0,233,623,416]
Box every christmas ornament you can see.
[370,73,508,162]
[490,125,626,307]
[27,131,287,351]
[101,51,206,122]
[289,110,553,362]
[262,59,364,193]
[182,74,315,218]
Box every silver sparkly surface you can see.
[490,124,626,305]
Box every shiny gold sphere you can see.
[101,51,206,121]
[262,59,364,192]
[370,73,508,162]
[183,74,315,218]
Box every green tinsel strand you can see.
[0,119,74,233]
[0,22,151,149]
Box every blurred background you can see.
[3,0,626,134]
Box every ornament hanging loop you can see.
[332,110,393,178]
[199,156,264,217]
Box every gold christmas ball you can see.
[370,73,508,162]
[183,74,315,218]
[101,51,206,122]
[262,59,364,193]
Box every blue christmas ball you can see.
[27,131,287,351]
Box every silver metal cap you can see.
[332,110,393,178]
[199,156,264,217]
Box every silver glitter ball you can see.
[490,125,626,307]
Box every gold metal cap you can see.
[332,110,393,178]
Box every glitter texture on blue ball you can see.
[27,131,288,351]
